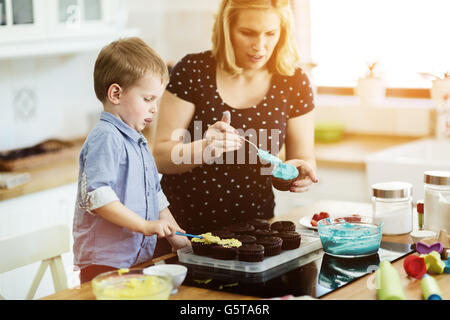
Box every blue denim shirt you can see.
[73,111,170,269]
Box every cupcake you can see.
[277,231,302,250]
[210,238,242,260]
[257,236,283,257]
[235,234,257,245]
[211,230,235,239]
[271,164,300,191]
[271,220,296,232]
[252,229,276,239]
[226,223,255,235]
[238,243,265,262]
[191,232,221,256]
[247,218,271,230]
[192,241,213,256]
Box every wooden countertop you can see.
[0,139,85,202]
[42,200,450,301]
[313,134,419,169]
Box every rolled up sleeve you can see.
[82,131,123,212]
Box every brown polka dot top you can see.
[161,51,314,234]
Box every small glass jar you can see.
[424,171,450,233]
[371,182,413,235]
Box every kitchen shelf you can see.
[0,28,139,60]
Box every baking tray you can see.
[0,139,78,171]
[177,234,322,273]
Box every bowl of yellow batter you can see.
[92,268,173,300]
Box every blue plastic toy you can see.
[444,258,450,274]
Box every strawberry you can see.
[318,212,330,220]
[310,219,318,227]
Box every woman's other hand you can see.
[284,159,318,193]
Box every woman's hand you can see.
[284,159,318,193]
[204,113,243,160]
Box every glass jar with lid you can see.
[371,181,413,235]
[424,171,450,233]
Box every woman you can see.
[154,0,317,240]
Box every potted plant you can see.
[356,62,386,107]
[419,71,450,103]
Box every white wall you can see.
[126,0,220,64]
[0,53,102,151]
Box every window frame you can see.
[292,0,433,100]
[0,0,46,43]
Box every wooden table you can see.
[42,200,449,300]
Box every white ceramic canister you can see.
[371,182,413,235]
[424,171,450,233]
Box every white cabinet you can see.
[0,0,45,43]
[0,0,136,59]
[0,183,78,300]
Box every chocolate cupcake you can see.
[271,165,300,191]
[210,244,238,260]
[191,232,221,257]
[211,230,235,239]
[247,218,271,230]
[257,236,283,257]
[252,229,275,239]
[235,234,257,245]
[271,220,296,232]
[277,231,302,250]
[238,243,265,262]
[191,241,212,256]
[226,223,255,235]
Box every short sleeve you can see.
[154,169,170,212]
[166,53,200,105]
[288,68,315,118]
[82,131,123,210]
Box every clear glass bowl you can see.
[92,268,173,300]
[317,216,383,258]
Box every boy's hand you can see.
[143,220,185,238]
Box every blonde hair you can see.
[94,37,169,102]
[212,0,299,76]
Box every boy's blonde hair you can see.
[212,0,299,76]
[94,37,169,102]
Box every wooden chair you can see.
[0,224,70,300]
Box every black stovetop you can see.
[177,242,414,299]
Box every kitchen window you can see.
[0,0,35,26]
[0,0,44,43]
[58,0,103,25]
[305,0,450,98]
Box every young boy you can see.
[73,37,190,283]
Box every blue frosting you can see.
[257,150,282,165]
[272,163,299,180]
[256,149,298,180]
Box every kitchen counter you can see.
[313,134,419,170]
[0,139,85,202]
[42,200,450,301]
[0,134,419,202]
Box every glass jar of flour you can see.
[372,182,413,235]
[424,171,450,233]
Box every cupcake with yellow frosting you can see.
[191,232,221,256]
[210,238,242,260]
